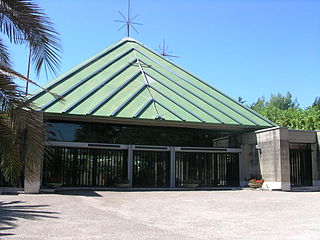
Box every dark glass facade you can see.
[47,121,241,148]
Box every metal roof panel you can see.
[29,38,275,128]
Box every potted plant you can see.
[183,179,201,188]
[114,178,129,188]
[248,179,264,188]
[45,177,63,188]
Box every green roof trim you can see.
[29,37,275,128]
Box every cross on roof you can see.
[115,0,142,37]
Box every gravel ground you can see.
[1,190,320,240]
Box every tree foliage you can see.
[267,92,299,110]
[0,0,61,185]
[250,92,299,111]
[312,96,320,109]
[250,93,320,130]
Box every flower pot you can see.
[114,183,129,188]
[183,183,199,188]
[248,182,262,188]
[46,182,63,188]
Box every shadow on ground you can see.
[54,190,103,197]
[52,188,242,196]
[0,201,59,237]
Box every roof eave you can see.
[44,112,274,131]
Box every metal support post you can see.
[170,147,176,188]
[128,145,133,188]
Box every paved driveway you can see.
[1,190,320,240]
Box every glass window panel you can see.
[46,120,241,148]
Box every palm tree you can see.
[0,0,61,185]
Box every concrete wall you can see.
[240,128,320,190]
[240,132,260,186]
[288,129,317,143]
[254,127,290,190]
[24,111,44,193]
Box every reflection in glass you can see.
[47,121,241,148]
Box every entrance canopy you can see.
[29,37,274,130]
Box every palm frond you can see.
[0,152,23,185]
[0,37,11,67]
[0,108,23,185]
[0,73,21,98]
[0,0,61,76]
[21,109,44,182]
[0,92,45,184]
[0,0,61,185]
[0,63,62,99]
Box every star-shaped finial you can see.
[115,0,143,37]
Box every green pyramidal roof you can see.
[29,37,274,128]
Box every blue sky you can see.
[11,0,320,108]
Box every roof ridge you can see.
[121,37,137,42]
